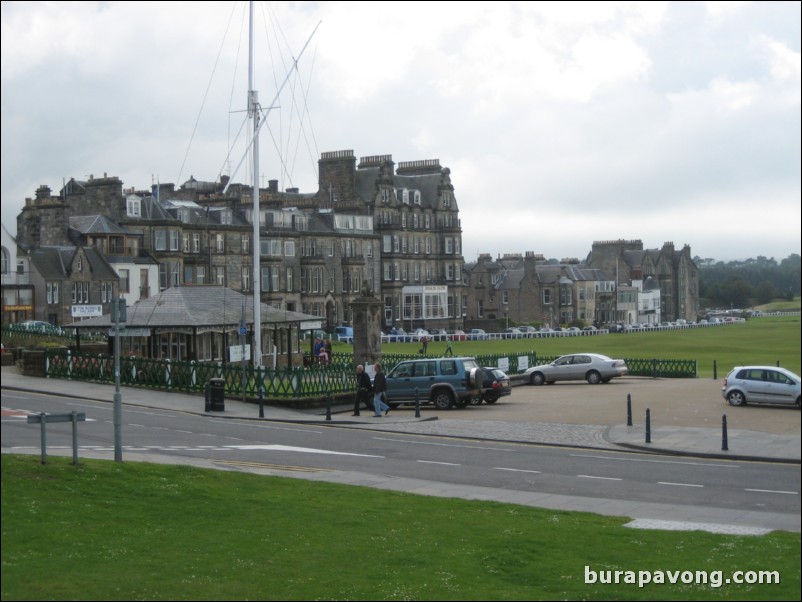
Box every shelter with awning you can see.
[68,286,322,368]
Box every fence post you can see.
[626,394,632,426]
[721,414,728,451]
[645,408,651,443]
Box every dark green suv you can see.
[382,357,484,410]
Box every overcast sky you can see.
[2,1,800,263]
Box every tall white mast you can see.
[249,0,261,368]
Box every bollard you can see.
[722,414,728,451]
[713,359,717,380]
[325,392,332,421]
[645,408,651,443]
[204,382,211,412]
[626,393,632,427]
[414,387,421,418]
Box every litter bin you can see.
[208,378,225,412]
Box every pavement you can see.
[2,366,800,533]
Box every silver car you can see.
[721,366,801,407]
[525,353,628,385]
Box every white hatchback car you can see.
[721,366,801,407]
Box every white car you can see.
[721,366,801,407]
[525,353,628,385]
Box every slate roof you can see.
[68,286,322,330]
[30,246,119,281]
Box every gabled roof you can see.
[69,215,132,235]
[30,245,118,281]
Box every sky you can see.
[2,1,800,263]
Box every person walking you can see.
[421,335,429,355]
[372,362,390,417]
[354,364,371,416]
[444,339,453,357]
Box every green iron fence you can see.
[42,349,697,401]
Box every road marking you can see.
[227,444,383,457]
[214,460,331,472]
[494,467,541,474]
[745,488,798,495]
[417,460,460,466]
[374,436,513,452]
[658,481,704,487]
[578,474,622,481]
[571,453,738,468]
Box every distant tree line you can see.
[697,254,801,308]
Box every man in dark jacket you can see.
[354,364,372,416]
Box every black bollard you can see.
[722,414,728,451]
[415,387,421,418]
[645,408,651,443]
[713,359,717,380]
[325,392,332,421]
[626,393,632,427]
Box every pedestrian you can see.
[444,339,453,357]
[421,335,429,354]
[313,337,324,364]
[323,339,333,364]
[354,364,371,416]
[372,362,390,417]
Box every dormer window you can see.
[127,196,141,217]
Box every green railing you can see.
[42,349,697,402]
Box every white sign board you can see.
[72,304,103,318]
[498,357,510,372]
[229,345,251,362]
[518,356,529,371]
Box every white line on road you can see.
[745,488,799,495]
[571,453,738,468]
[578,475,623,481]
[494,467,541,474]
[658,481,704,487]
[374,437,513,452]
[416,460,461,466]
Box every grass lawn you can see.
[2,455,800,601]
[371,316,801,378]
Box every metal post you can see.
[713,360,717,380]
[722,414,728,451]
[258,367,265,418]
[645,408,651,444]
[626,393,632,427]
[414,388,420,418]
[112,297,125,463]
[71,411,79,465]
[325,392,332,421]
[39,412,47,465]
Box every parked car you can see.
[524,353,628,385]
[473,366,511,404]
[468,329,488,340]
[19,320,63,336]
[447,329,467,341]
[501,327,522,339]
[380,357,484,410]
[721,366,801,407]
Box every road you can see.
[3,388,799,532]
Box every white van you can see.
[334,326,354,342]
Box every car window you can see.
[575,355,591,365]
[440,360,457,375]
[392,363,413,378]
[414,361,437,377]
[554,356,573,366]
[766,370,786,383]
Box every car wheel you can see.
[432,390,454,410]
[529,372,545,386]
[727,390,746,407]
[469,395,483,406]
[586,371,602,385]
[483,394,499,404]
[601,378,611,384]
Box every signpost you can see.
[111,297,126,462]
[27,412,86,465]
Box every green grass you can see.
[374,316,801,378]
[2,455,799,601]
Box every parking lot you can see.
[398,376,802,437]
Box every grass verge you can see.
[2,454,799,601]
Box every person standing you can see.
[372,362,390,417]
[421,335,429,354]
[354,364,371,416]
[444,339,453,357]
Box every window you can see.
[241,235,250,254]
[154,230,167,251]
[169,230,179,251]
[46,282,60,305]
[284,240,295,257]
[213,266,225,286]
[216,234,225,253]
[101,281,113,303]
[119,269,130,293]
[71,282,89,304]
[241,267,250,292]
[543,289,552,304]
[193,233,200,253]
[127,197,141,217]
[286,267,294,292]
[183,233,190,253]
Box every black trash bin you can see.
[208,378,225,412]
